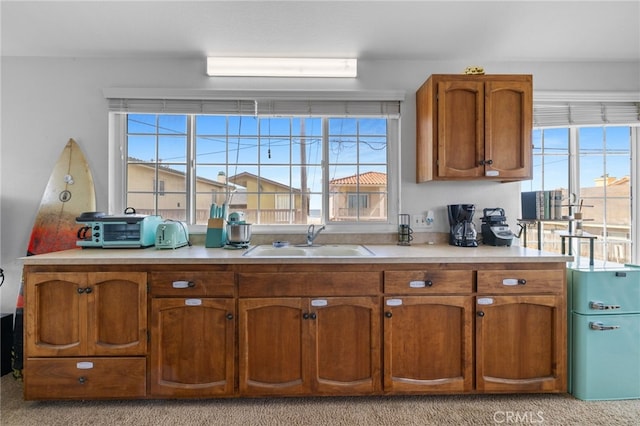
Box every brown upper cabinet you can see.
[416,74,533,182]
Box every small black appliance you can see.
[481,207,515,246]
[447,204,478,247]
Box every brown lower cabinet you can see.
[22,262,566,400]
[23,271,148,400]
[475,269,567,393]
[475,295,565,392]
[238,296,381,396]
[383,295,474,393]
[150,298,235,397]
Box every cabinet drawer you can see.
[477,269,564,294]
[25,357,146,400]
[384,270,472,294]
[238,272,380,297]
[150,271,234,297]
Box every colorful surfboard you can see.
[12,138,96,379]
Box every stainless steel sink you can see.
[243,244,375,257]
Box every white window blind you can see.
[533,102,640,127]
[533,92,640,127]
[104,89,403,117]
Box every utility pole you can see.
[300,119,308,223]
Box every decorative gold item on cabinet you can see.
[463,66,485,75]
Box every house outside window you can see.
[330,172,386,221]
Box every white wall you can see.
[1,57,638,312]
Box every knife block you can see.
[205,218,227,247]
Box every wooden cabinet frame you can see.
[22,261,567,400]
[416,74,532,182]
[238,296,381,396]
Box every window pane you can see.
[158,193,187,222]
[606,126,631,151]
[359,136,387,163]
[228,116,257,136]
[158,115,187,134]
[128,114,157,134]
[196,135,226,164]
[127,163,155,192]
[125,193,155,215]
[261,136,290,163]
[542,128,569,155]
[195,115,226,134]
[230,137,258,164]
[329,136,357,164]
[128,135,157,162]
[158,136,186,163]
[579,127,604,151]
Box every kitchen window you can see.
[524,98,640,264]
[106,92,401,231]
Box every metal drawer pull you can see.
[502,278,526,286]
[311,299,328,307]
[172,280,195,288]
[589,322,620,331]
[76,361,94,369]
[386,299,403,306]
[185,299,202,306]
[409,280,433,288]
[589,301,621,310]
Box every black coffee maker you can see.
[447,204,478,247]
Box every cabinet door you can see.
[88,272,147,355]
[484,80,532,180]
[26,273,89,357]
[238,298,309,396]
[476,295,566,392]
[383,296,473,393]
[150,298,235,397]
[311,297,381,394]
[436,80,485,178]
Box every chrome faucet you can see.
[306,224,325,246]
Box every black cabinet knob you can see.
[385,311,393,318]
[518,279,526,285]
[477,311,485,317]
[78,376,87,384]
[310,313,317,320]
[226,313,234,320]
[77,288,85,294]
[84,287,93,294]
[425,280,433,287]
[303,313,310,320]
[188,281,196,288]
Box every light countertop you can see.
[21,243,572,265]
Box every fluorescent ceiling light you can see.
[207,57,357,78]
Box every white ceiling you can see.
[1,1,639,63]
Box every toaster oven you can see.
[76,211,163,248]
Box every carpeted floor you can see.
[1,375,639,425]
